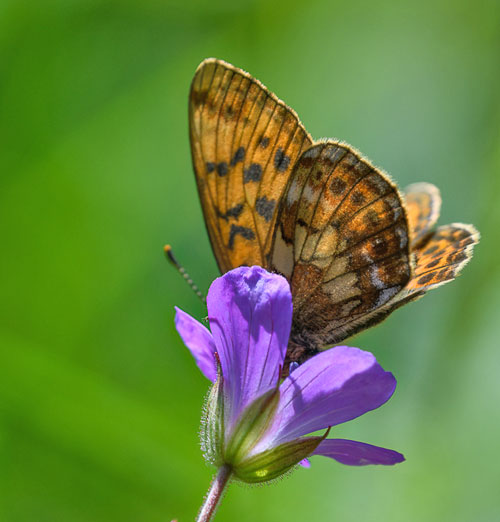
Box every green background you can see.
[1,1,499,521]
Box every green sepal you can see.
[200,358,225,466]
[224,387,280,466]
[232,436,324,484]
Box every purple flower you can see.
[175,266,404,483]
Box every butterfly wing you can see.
[404,182,442,247]
[404,223,479,292]
[189,58,479,363]
[315,221,480,351]
[189,58,313,273]
[270,141,413,360]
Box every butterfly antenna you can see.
[164,245,206,303]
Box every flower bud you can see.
[224,387,280,465]
[232,436,324,483]
[221,386,326,484]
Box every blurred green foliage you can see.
[1,1,499,521]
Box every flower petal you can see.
[299,458,311,468]
[312,438,405,466]
[271,346,396,443]
[175,307,217,382]
[207,266,292,427]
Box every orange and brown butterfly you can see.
[188,57,480,365]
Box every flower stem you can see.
[196,465,232,522]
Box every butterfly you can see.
[189,58,480,365]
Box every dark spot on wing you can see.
[297,218,308,228]
[230,146,245,166]
[274,147,291,172]
[297,217,319,234]
[217,162,228,177]
[228,224,255,249]
[372,237,388,256]
[330,177,347,195]
[255,196,276,222]
[351,190,366,205]
[364,209,380,226]
[330,219,341,230]
[417,273,434,285]
[314,170,323,181]
[217,204,244,221]
[437,269,449,280]
[259,136,270,148]
[225,105,234,118]
[206,162,215,174]
[426,259,440,269]
[299,157,314,169]
[191,89,208,106]
[244,163,263,183]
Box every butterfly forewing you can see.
[271,142,413,358]
[189,58,312,273]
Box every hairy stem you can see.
[196,465,232,522]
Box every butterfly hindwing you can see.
[270,141,413,358]
[332,224,480,344]
[404,182,442,247]
[189,58,313,273]
[405,223,479,292]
